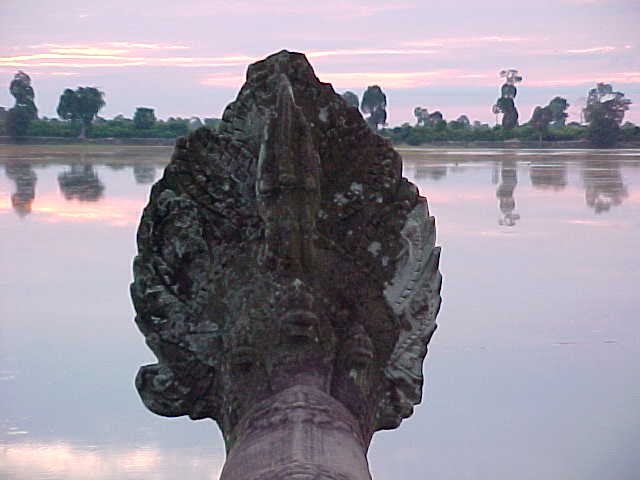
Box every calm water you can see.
[1,145,639,480]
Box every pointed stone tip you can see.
[248,49,313,74]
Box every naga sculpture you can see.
[131,50,442,480]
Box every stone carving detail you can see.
[132,50,442,479]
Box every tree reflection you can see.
[582,160,628,214]
[415,165,448,181]
[5,161,37,217]
[58,164,105,201]
[530,162,567,191]
[496,159,520,226]
[133,164,157,184]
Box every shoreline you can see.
[0,136,176,146]
[1,135,639,150]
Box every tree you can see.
[57,87,106,138]
[341,91,359,109]
[188,116,203,130]
[584,83,631,125]
[361,85,387,130]
[204,117,221,129]
[5,107,33,137]
[428,111,443,127]
[414,107,429,126]
[548,97,569,128]
[134,107,156,129]
[7,71,38,138]
[456,115,471,128]
[583,83,632,147]
[586,108,620,147]
[10,71,37,118]
[414,108,445,128]
[529,106,553,144]
[493,69,522,129]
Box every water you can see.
[1,145,639,480]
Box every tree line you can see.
[1,70,637,147]
[0,71,220,139]
[343,72,637,147]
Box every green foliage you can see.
[414,107,429,126]
[90,117,189,138]
[501,83,517,99]
[26,119,78,137]
[57,87,106,137]
[586,106,620,147]
[497,97,518,129]
[379,121,589,146]
[188,117,203,130]
[494,69,522,130]
[5,107,33,137]
[9,71,37,119]
[529,105,553,141]
[12,116,200,139]
[133,107,156,129]
[584,83,631,125]
[361,85,387,130]
[456,115,470,128]
[341,91,359,109]
[548,97,569,127]
[7,71,37,136]
[620,122,640,142]
[204,117,221,129]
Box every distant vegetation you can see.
[377,79,637,147]
[0,72,637,147]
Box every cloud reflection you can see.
[0,442,224,480]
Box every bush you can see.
[27,119,78,137]
[587,115,619,147]
[6,107,33,137]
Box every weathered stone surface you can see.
[131,50,442,479]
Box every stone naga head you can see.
[131,50,442,452]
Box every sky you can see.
[1,0,639,126]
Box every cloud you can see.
[1,441,225,480]
[163,0,416,18]
[405,36,531,48]
[201,69,492,89]
[0,50,257,69]
[0,192,145,226]
[105,42,189,50]
[307,48,440,59]
[0,44,440,70]
[566,46,616,54]
[528,71,640,86]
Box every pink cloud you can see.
[529,72,640,86]
[566,46,616,54]
[201,69,494,89]
[307,48,440,59]
[404,36,531,48]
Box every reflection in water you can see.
[415,165,448,181]
[133,165,157,184]
[582,161,628,214]
[4,162,37,217]
[530,162,567,191]
[1,442,224,480]
[2,148,639,480]
[496,159,520,226]
[58,165,105,202]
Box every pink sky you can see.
[1,0,638,125]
